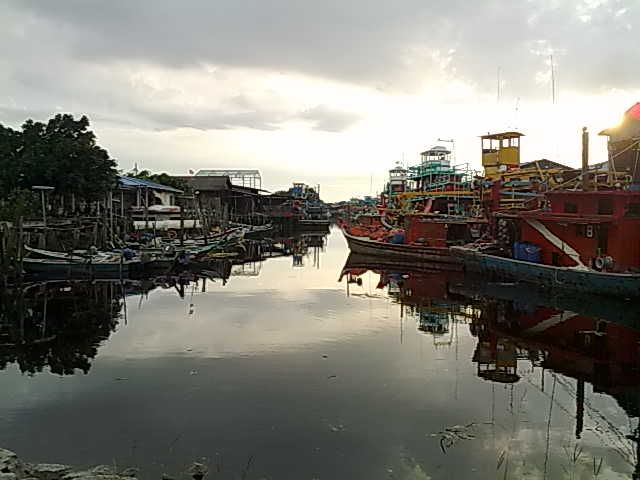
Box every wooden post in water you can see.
[581,127,590,191]
[144,187,149,231]
[179,197,185,247]
[17,216,23,282]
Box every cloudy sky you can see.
[1,0,638,200]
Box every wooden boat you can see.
[23,246,140,278]
[452,187,640,298]
[451,244,640,298]
[22,257,137,278]
[342,228,461,268]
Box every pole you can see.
[41,190,47,226]
[550,55,556,105]
[180,201,185,247]
[581,127,590,191]
[575,378,584,439]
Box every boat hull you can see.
[342,230,461,270]
[23,258,134,279]
[451,246,640,298]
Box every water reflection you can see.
[0,281,122,376]
[341,252,640,478]
[1,231,639,479]
[0,232,329,375]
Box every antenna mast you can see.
[550,55,556,104]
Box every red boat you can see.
[453,188,640,297]
[342,213,486,269]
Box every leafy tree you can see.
[0,114,118,200]
[126,169,187,191]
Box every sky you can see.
[1,0,639,201]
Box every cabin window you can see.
[625,203,640,217]
[597,198,614,215]
[597,225,608,254]
[564,202,578,214]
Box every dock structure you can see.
[194,169,262,190]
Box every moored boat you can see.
[451,244,640,298]
[23,256,137,278]
[452,185,640,298]
[342,228,462,268]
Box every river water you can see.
[1,227,638,479]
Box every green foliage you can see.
[0,114,118,200]
[126,169,186,191]
[0,189,38,221]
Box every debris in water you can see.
[188,462,208,480]
[189,370,198,376]
[329,424,345,433]
[322,354,328,359]
[327,375,337,379]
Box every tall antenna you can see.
[550,54,556,104]
[497,67,502,103]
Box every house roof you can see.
[481,131,524,140]
[174,175,232,192]
[519,159,572,170]
[118,176,183,193]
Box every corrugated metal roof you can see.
[175,175,232,191]
[118,176,183,193]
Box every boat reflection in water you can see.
[0,232,329,377]
[341,253,640,478]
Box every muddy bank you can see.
[0,448,206,480]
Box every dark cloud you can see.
[1,0,638,137]
[7,0,639,95]
[298,105,360,132]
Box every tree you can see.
[0,114,118,200]
[126,169,187,191]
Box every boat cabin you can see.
[403,214,486,247]
[514,190,640,272]
[388,165,408,194]
[481,131,524,179]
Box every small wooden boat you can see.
[342,228,461,268]
[23,246,140,278]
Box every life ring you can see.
[593,256,605,271]
[167,229,177,239]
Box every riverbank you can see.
[0,448,205,480]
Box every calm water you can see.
[1,227,639,479]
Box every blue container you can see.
[390,232,405,244]
[513,242,522,260]
[522,243,541,263]
[513,242,541,263]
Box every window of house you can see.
[564,202,578,214]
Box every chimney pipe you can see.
[581,127,589,191]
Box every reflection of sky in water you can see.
[0,228,637,479]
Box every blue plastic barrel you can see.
[513,242,522,260]
[390,232,405,244]
[522,243,541,263]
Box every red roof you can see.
[626,102,640,120]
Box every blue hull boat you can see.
[451,246,640,299]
